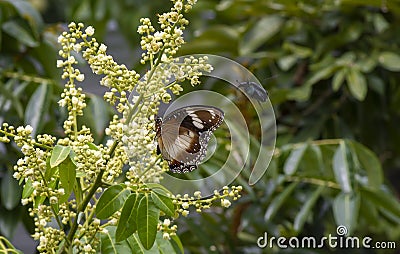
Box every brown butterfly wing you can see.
[156,106,224,173]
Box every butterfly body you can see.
[237,81,268,102]
[156,105,224,173]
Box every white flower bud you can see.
[83,244,92,252]
[163,232,170,240]
[76,74,85,82]
[50,196,58,204]
[57,35,64,43]
[25,125,33,134]
[221,199,231,208]
[57,60,64,68]
[71,96,79,105]
[163,219,171,227]
[85,26,95,36]
[182,202,189,209]
[174,1,183,10]
[39,219,47,226]
[99,43,107,52]
[194,191,201,198]
[17,126,25,133]
[68,55,76,64]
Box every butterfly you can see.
[237,81,268,102]
[155,105,224,173]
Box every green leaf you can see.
[286,85,312,102]
[350,141,383,189]
[378,51,400,71]
[333,141,352,193]
[170,235,184,254]
[367,75,385,95]
[283,143,307,175]
[178,25,239,55]
[87,142,100,151]
[264,182,298,220]
[31,39,60,79]
[361,187,400,218]
[357,55,378,73]
[126,233,159,254]
[333,192,360,235]
[277,55,298,71]
[294,186,324,232]
[24,83,52,135]
[96,185,130,219]
[99,226,135,254]
[185,218,214,248]
[240,15,283,55]
[0,208,20,238]
[44,156,57,181]
[332,69,346,91]
[145,183,172,196]
[2,20,38,47]
[305,64,337,86]
[22,178,34,199]
[150,191,174,217]
[283,42,313,58]
[301,145,324,175]
[346,68,367,101]
[34,195,46,208]
[94,0,107,20]
[3,0,43,35]
[116,193,141,242]
[76,170,86,178]
[137,194,160,250]
[58,156,76,203]
[373,13,389,33]
[155,231,176,254]
[359,198,378,224]
[1,170,21,210]
[125,234,144,254]
[0,79,26,119]
[50,145,71,168]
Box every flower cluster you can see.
[123,55,213,184]
[138,0,192,64]
[172,186,243,216]
[58,23,139,115]
[0,0,244,252]
[158,218,178,240]
[122,0,212,184]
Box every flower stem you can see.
[0,129,52,150]
[2,71,55,85]
[284,175,341,189]
[60,169,105,253]
[60,129,122,252]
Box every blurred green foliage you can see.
[1,0,400,253]
[0,0,59,241]
[175,1,400,253]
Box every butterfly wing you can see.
[238,81,268,102]
[156,106,224,173]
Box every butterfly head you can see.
[155,117,162,136]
